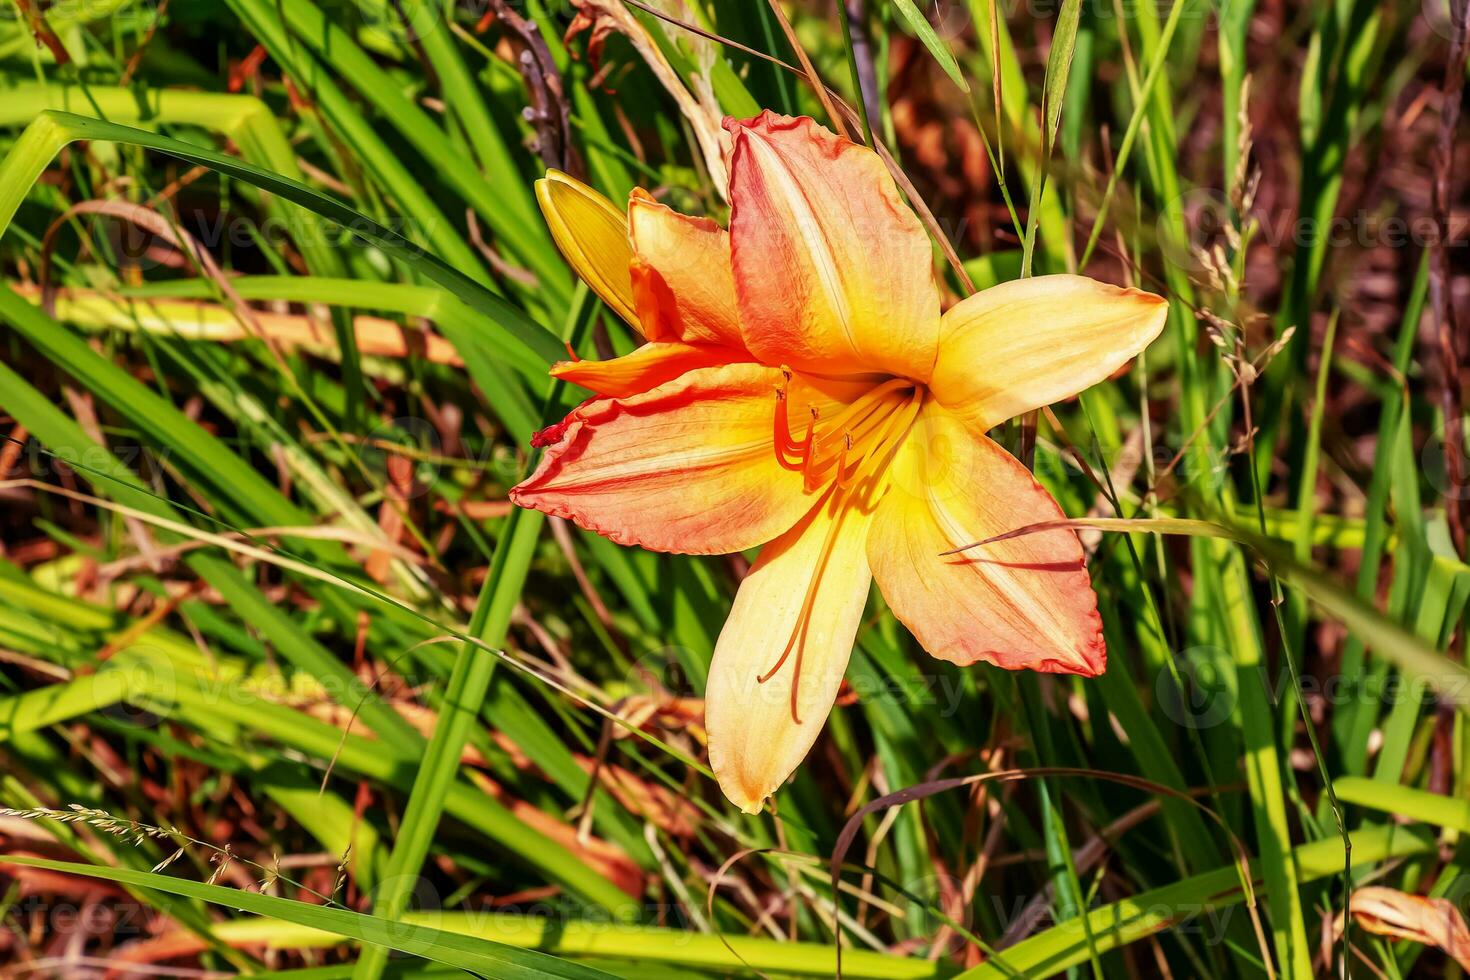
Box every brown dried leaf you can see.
[566,0,730,195]
[1335,886,1470,971]
[577,757,702,838]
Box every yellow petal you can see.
[725,112,941,381]
[536,170,641,330]
[706,492,875,812]
[929,275,1168,430]
[869,404,1105,674]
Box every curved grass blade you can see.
[0,352,422,747]
[1335,777,1470,833]
[886,0,968,92]
[0,856,618,980]
[142,907,960,978]
[1020,0,1081,276]
[0,111,565,369]
[0,83,369,420]
[946,514,1470,706]
[954,824,1433,978]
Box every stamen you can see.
[759,382,926,724]
[816,396,897,462]
[756,625,797,685]
[800,410,830,492]
[772,372,813,468]
[829,432,853,488]
[818,377,914,436]
[755,486,854,724]
[844,388,924,492]
[803,385,911,486]
[758,379,929,725]
[785,482,867,723]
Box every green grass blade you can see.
[157,908,959,978]
[0,352,420,746]
[1335,777,1470,832]
[352,507,549,980]
[0,669,133,742]
[956,824,1433,978]
[0,111,564,368]
[1019,0,1082,276]
[885,0,968,92]
[0,856,619,980]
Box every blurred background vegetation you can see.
[0,0,1467,976]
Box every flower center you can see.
[761,372,925,723]
[773,373,922,494]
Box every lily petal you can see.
[868,404,1105,675]
[629,190,745,349]
[511,363,846,555]
[930,275,1168,431]
[706,492,875,812]
[726,111,941,381]
[537,170,641,330]
[550,341,747,398]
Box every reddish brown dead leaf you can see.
[573,757,701,838]
[13,0,70,65]
[302,701,644,894]
[1335,886,1470,971]
[465,769,644,897]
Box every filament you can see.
[758,379,926,723]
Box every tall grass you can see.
[0,0,1466,977]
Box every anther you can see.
[774,376,818,469]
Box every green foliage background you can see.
[0,0,1466,977]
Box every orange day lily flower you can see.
[510,111,1169,813]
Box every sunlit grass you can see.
[0,0,1466,977]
